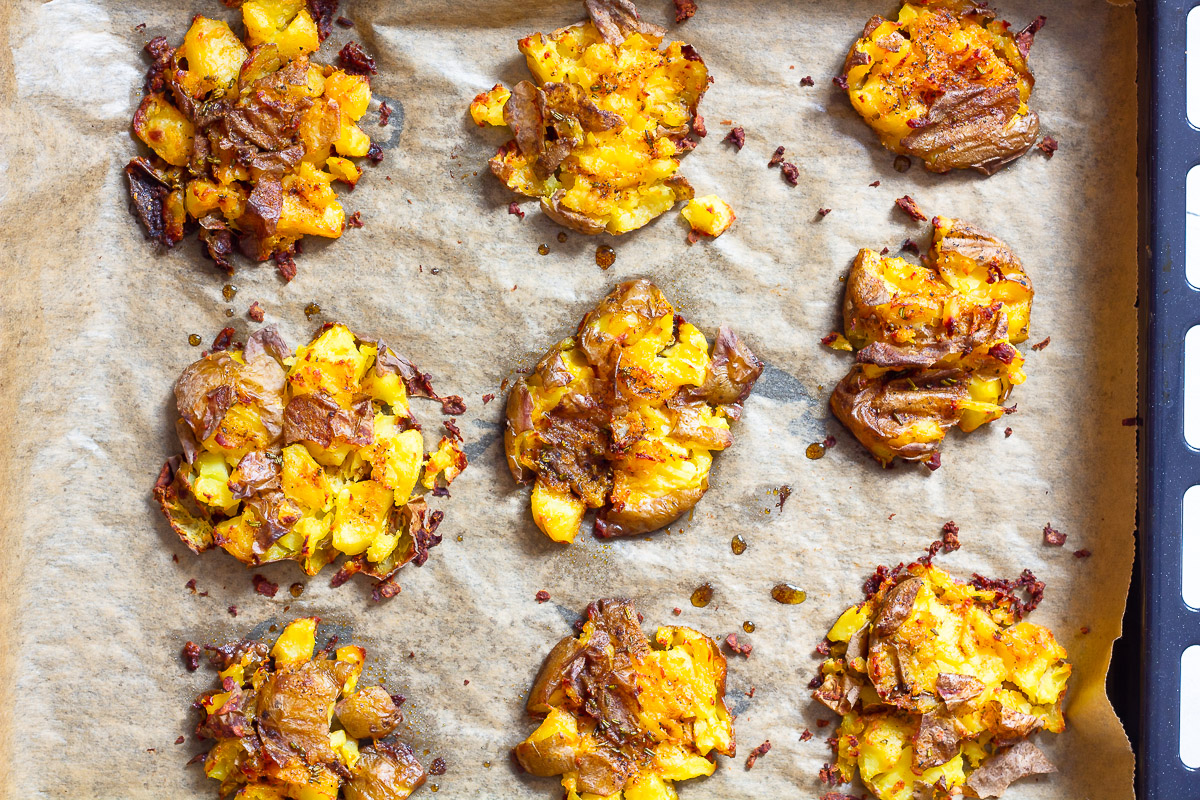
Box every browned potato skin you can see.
[594,482,708,538]
[344,743,427,800]
[830,365,969,463]
[336,686,403,740]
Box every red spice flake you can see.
[185,578,198,593]
[989,343,1018,363]
[341,211,363,230]
[247,301,265,323]
[817,207,832,218]
[820,333,839,346]
[373,580,402,601]
[134,22,147,31]
[816,719,830,728]
[768,146,786,167]
[227,605,238,617]
[1043,523,1067,547]
[925,452,942,471]
[888,512,896,520]
[440,395,467,415]
[274,250,297,282]
[429,757,447,775]
[820,794,859,800]
[776,484,792,511]
[366,143,384,165]
[535,590,551,603]
[746,686,757,697]
[815,639,831,656]
[1038,135,1059,157]
[896,195,927,221]
[833,75,849,90]
[941,521,961,552]
[725,633,753,657]
[745,740,771,769]
[863,562,907,597]
[800,75,815,86]
[175,736,185,745]
[1030,336,1051,351]
[823,435,837,449]
[443,419,463,442]
[211,328,237,352]
[378,100,392,127]
[1122,416,1143,426]
[338,41,377,75]
[808,674,822,689]
[673,0,697,22]
[970,569,1045,619]
[1074,549,1092,559]
[818,763,841,785]
[182,641,202,672]
[172,554,179,563]
[901,238,920,256]
[800,728,813,741]
[780,162,799,186]
[336,16,354,27]
[463,679,470,685]
[1004,427,1014,437]
[672,607,682,616]
[723,126,745,150]
[252,574,279,598]
[482,393,496,404]
[507,202,525,220]
[868,180,880,187]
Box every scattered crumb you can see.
[507,202,525,220]
[1038,135,1059,157]
[896,195,927,221]
[535,590,551,603]
[247,301,264,322]
[800,75,815,86]
[673,0,697,23]
[1043,524,1067,547]
[723,126,745,150]
[1031,337,1050,351]
[745,740,771,770]
[1074,549,1092,559]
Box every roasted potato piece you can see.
[840,2,1045,174]
[830,217,1032,466]
[126,11,377,275]
[154,325,468,597]
[471,0,710,235]
[506,280,760,543]
[193,618,427,800]
[516,599,734,800]
[681,194,735,240]
[816,562,1070,800]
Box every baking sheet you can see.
[0,0,1137,797]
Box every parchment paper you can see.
[0,0,1137,797]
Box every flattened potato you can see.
[841,1,1045,174]
[816,563,1070,800]
[829,217,1033,466]
[193,618,427,800]
[505,280,761,543]
[155,325,467,597]
[516,599,734,800]
[126,10,377,275]
[471,0,709,234]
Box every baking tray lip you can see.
[1137,0,1200,796]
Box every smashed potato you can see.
[829,217,1033,466]
[840,1,1045,174]
[516,598,734,800]
[505,280,761,543]
[193,617,426,799]
[815,563,1069,800]
[127,5,377,277]
[155,324,467,598]
[681,195,735,241]
[471,0,710,235]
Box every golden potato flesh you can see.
[830,217,1033,466]
[471,0,709,235]
[194,617,426,800]
[154,324,467,597]
[505,280,761,543]
[516,599,734,800]
[841,1,1044,174]
[816,563,1070,800]
[127,12,376,277]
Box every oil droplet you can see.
[268,624,278,632]
[289,582,304,598]
[430,784,439,793]
[771,583,807,605]
[224,307,235,318]
[743,621,756,633]
[304,302,321,319]
[538,244,549,256]
[806,442,826,459]
[690,582,714,608]
[222,284,238,301]
[557,232,568,243]
[456,535,463,542]
[188,334,202,346]
[731,535,747,555]
[596,244,616,269]
[483,761,492,768]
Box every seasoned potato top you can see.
[471,0,710,235]
[830,217,1033,467]
[155,324,466,598]
[505,280,761,543]
[842,1,1044,174]
[127,3,377,276]
[516,599,734,800]
[816,564,1070,800]
[193,617,426,800]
